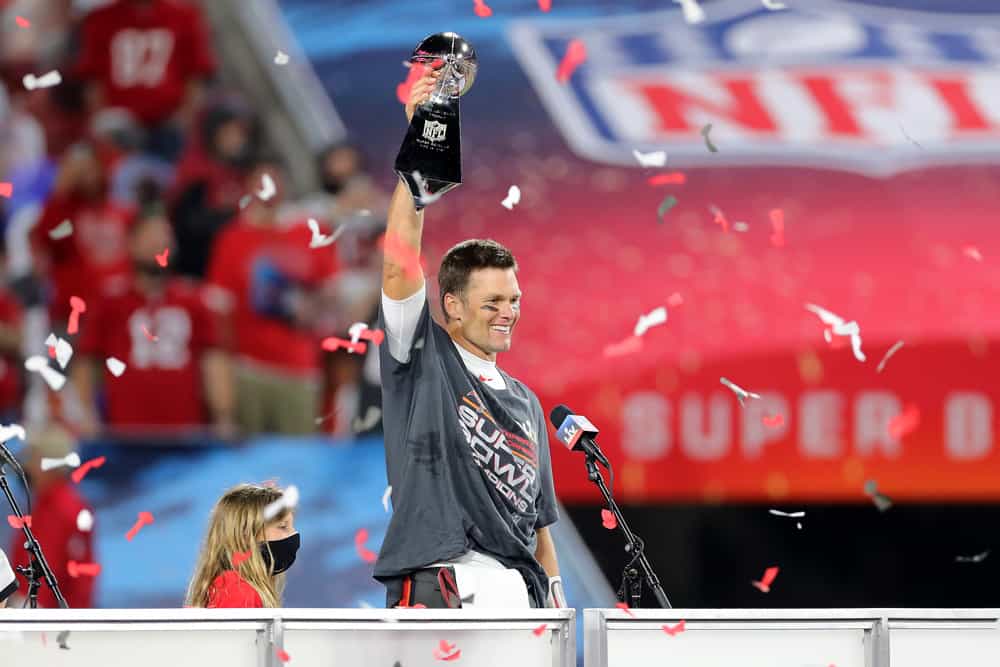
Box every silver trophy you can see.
[394,32,478,206]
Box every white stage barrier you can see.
[584,608,1000,667]
[0,608,575,667]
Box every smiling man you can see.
[373,70,565,611]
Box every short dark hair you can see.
[438,239,518,322]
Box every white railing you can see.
[584,608,1000,667]
[0,608,575,667]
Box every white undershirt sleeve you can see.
[381,282,427,364]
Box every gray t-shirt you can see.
[374,297,559,608]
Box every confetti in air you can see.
[501,185,521,210]
[700,123,719,152]
[106,357,127,377]
[615,602,636,617]
[7,515,31,529]
[353,406,382,432]
[44,334,73,369]
[396,61,428,104]
[762,414,785,428]
[864,480,893,512]
[0,183,12,198]
[538,0,552,11]
[76,509,94,532]
[125,511,155,541]
[15,16,30,28]
[603,335,643,358]
[473,0,493,17]
[155,249,169,267]
[23,70,62,90]
[632,149,667,168]
[49,220,73,240]
[68,296,87,334]
[657,195,678,223]
[433,639,461,662]
[71,456,106,484]
[275,648,291,663]
[769,509,805,519]
[673,0,706,24]
[556,39,587,83]
[0,423,25,444]
[733,222,749,232]
[67,561,101,578]
[662,620,686,636]
[709,204,728,232]
[142,325,158,342]
[257,173,277,201]
[720,377,761,407]
[41,452,81,471]
[963,245,983,262]
[307,218,345,249]
[667,293,683,307]
[533,623,548,636]
[411,170,445,207]
[232,550,252,567]
[382,485,393,512]
[601,509,617,529]
[647,172,686,186]
[263,485,300,521]
[804,303,865,362]
[761,0,787,9]
[955,550,990,563]
[274,50,289,65]
[354,528,378,563]
[322,337,367,355]
[752,566,780,593]
[25,356,66,391]
[634,306,668,337]
[888,403,920,440]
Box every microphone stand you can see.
[0,451,69,610]
[584,453,671,609]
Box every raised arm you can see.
[383,69,440,301]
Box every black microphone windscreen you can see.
[549,404,572,429]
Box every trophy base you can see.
[394,170,461,207]
[394,98,463,207]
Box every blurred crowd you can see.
[0,0,388,442]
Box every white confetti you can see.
[263,484,299,521]
[963,246,983,262]
[631,149,667,168]
[25,356,66,391]
[805,303,865,362]
[732,222,749,232]
[76,509,94,533]
[0,423,26,443]
[23,70,62,90]
[876,340,904,374]
[633,306,668,337]
[720,377,761,407]
[257,173,276,201]
[761,0,786,9]
[55,338,73,369]
[673,0,705,24]
[307,218,345,249]
[501,185,521,211]
[348,322,369,344]
[48,219,74,240]
[274,50,289,65]
[382,485,392,513]
[41,452,81,472]
[768,509,805,518]
[352,406,382,433]
[956,550,990,563]
[106,357,127,377]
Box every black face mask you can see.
[260,533,300,574]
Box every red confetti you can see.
[556,39,586,83]
[762,414,785,428]
[71,456,106,484]
[752,566,779,593]
[232,550,252,567]
[15,16,30,28]
[47,345,56,359]
[434,640,461,661]
[824,328,850,350]
[533,623,548,636]
[662,620,686,636]
[275,648,291,663]
[538,0,552,10]
[709,205,728,233]
[321,337,367,355]
[647,172,687,186]
[963,245,983,262]
[155,249,169,267]
[888,403,920,440]
[380,233,424,280]
[667,292,684,307]
[67,296,86,334]
[0,183,11,198]
[126,510,154,542]
[473,0,493,17]
[354,528,377,563]
[769,208,785,247]
[396,62,428,105]
[478,375,491,383]
[601,509,617,530]
[142,325,158,342]
[615,602,636,617]
[603,335,643,358]
[7,514,31,529]
[358,328,385,346]
[67,561,101,578]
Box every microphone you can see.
[549,404,611,468]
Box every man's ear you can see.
[444,293,461,321]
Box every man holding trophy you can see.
[374,33,567,610]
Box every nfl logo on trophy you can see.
[422,120,447,143]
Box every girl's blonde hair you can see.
[185,484,291,608]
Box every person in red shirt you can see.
[31,141,134,329]
[7,425,96,609]
[75,0,217,161]
[207,162,340,435]
[186,484,299,608]
[71,209,235,438]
